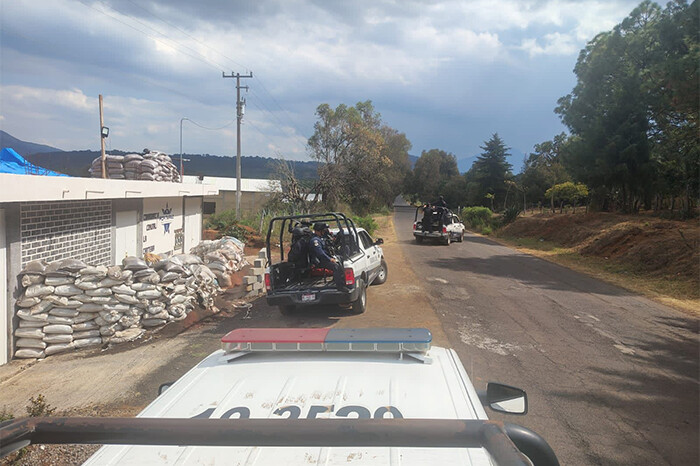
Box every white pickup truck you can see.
[414,206,465,245]
[264,213,388,315]
[1,327,560,465]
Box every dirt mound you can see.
[500,212,699,283]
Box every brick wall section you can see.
[20,200,113,267]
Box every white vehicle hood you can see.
[84,346,493,465]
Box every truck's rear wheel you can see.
[372,259,388,285]
[444,235,451,245]
[279,305,295,316]
[350,282,367,314]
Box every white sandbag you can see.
[73,294,94,303]
[136,289,162,300]
[44,276,75,286]
[89,296,117,305]
[110,328,145,343]
[99,310,122,324]
[73,313,98,324]
[19,320,45,328]
[213,271,232,289]
[131,283,155,292]
[99,323,121,336]
[114,293,140,305]
[44,324,73,334]
[146,304,166,315]
[44,295,70,307]
[15,327,45,338]
[23,260,47,275]
[148,310,169,320]
[94,316,108,327]
[73,329,101,339]
[17,296,41,308]
[169,294,191,305]
[73,337,102,348]
[29,299,53,315]
[54,284,83,296]
[168,305,186,317]
[112,284,135,295]
[43,333,73,344]
[45,343,73,356]
[134,272,160,284]
[119,315,140,328]
[47,315,74,325]
[50,308,79,318]
[158,272,180,283]
[78,303,105,313]
[57,258,87,273]
[141,318,167,327]
[86,287,112,297]
[62,299,82,308]
[173,254,203,265]
[124,307,143,317]
[15,348,45,359]
[16,310,49,322]
[16,338,47,349]
[74,279,99,290]
[108,303,131,313]
[99,278,124,287]
[21,273,44,287]
[122,257,149,271]
[72,321,99,331]
[106,266,123,280]
[79,266,108,278]
[25,284,55,298]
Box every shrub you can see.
[26,394,56,417]
[502,205,522,225]
[481,225,493,235]
[352,215,378,235]
[0,406,14,422]
[205,209,252,241]
[461,207,493,229]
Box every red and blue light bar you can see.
[221,328,432,353]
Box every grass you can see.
[498,234,699,315]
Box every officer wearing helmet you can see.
[310,222,347,290]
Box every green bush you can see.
[481,225,493,235]
[352,215,378,235]
[205,209,252,241]
[0,406,14,422]
[502,205,522,225]
[461,207,493,229]
[26,394,55,417]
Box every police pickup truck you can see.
[1,327,559,465]
[264,213,387,315]
[414,206,465,245]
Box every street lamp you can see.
[179,117,190,182]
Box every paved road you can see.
[394,204,698,465]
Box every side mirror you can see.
[374,238,384,245]
[482,383,528,415]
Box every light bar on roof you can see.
[221,328,432,354]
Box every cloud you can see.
[517,32,578,57]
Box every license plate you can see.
[301,293,316,302]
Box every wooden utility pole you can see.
[99,95,107,179]
[222,71,253,218]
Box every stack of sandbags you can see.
[189,237,249,288]
[13,254,221,359]
[88,155,126,179]
[89,150,180,182]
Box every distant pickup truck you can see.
[413,205,465,245]
[264,213,387,315]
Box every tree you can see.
[520,133,571,208]
[411,149,459,203]
[469,134,513,210]
[545,182,589,213]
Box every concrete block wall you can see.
[20,200,112,267]
[244,249,267,297]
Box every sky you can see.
[0,0,641,172]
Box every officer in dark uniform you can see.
[310,222,347,290]
[422,203,433,233]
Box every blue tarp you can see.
[0,147,67,176]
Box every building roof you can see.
[182,175,282,193]
[0,173,218,203]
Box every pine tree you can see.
[470,133,513,209]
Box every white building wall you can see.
[184,197,202,253]
[0,209,7,365]
[142,197,183,257]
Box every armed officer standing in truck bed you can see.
[310,222,347,290]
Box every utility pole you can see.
[99,95,106,179]
[223,71,253,218]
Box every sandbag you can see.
[23,260,47,275]
[122,257,149,271]
[89,296,117,305]
[99,278,124,287]
[112,284,135,296]
[16,338,47,349]
[43,334,73,344]
[141,318,167,327]
[99,323,121,336]
[136,289,162,300]
[72,320,99,330]
[16,310,49,322]
[110,328,145,343]
[29,300,53,315]
[73,313,98,324]
[25,284,55,298]
[44,276,75,286]
[106,266,123,280]
[57,258,88,273]
[131,283,155,291]
[54,284,83,296]
[73,329,101,339]
[73,337,102,348]
[45,343,73,356]
[119,315,140,328]
[173,254,203,265]
[47,315,73,325]
[15,348,45,359]
[19,320,45,328]
[79,266,108,278]
[50,308,79,318]
[15,327,45,338]
[99,310,122,324]
[21,274,44,287]
[78,303,105,313]
[86,287,112,297]
[16,296,41,308]
[44,295,70,307]
[74,279,99,290]
[114,293,140,305]
[44,324,73,334]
